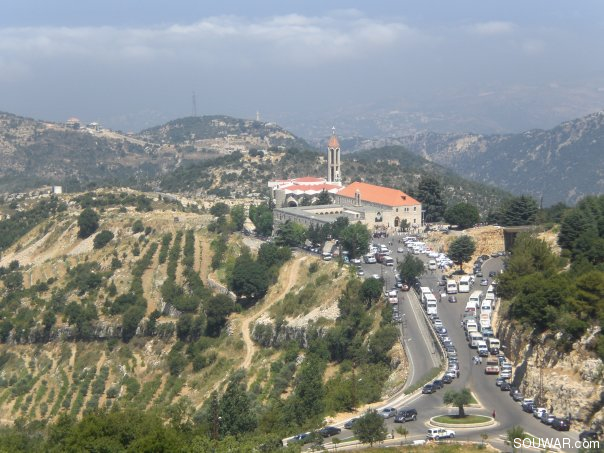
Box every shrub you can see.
[93,230,114,249]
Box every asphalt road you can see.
[327,238,587,452]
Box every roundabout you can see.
[430,414,495,428]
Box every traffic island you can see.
[430,414,494,428]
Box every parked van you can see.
[465,319,478,333]
[384,256,394,266]
[425,294,438,315]
[469,290,483,307]
[469,331,483,348]
[487,337,500,355]
[481,299,493,316]
[458,276,471,293]
[428,259,437,270]
[446,280,458,294]
[486,285,495,298]
[465,302,477,314]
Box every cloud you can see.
[468,21,515,35]
[0,12,420,70]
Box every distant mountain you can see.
[0,113,310,193]
[349,111,604,206]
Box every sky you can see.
[1,0,603,137]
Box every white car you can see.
[397,247,404,253]
[379,407,397,418]
[427,428,455,440]
[371,274,380,279]
[350,258,361,264]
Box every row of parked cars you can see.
[422,313,460,395]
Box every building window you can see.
[414,206,417,211]
[375,212,383,223]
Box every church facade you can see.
[269,130,423,233]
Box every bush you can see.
[78,208,100,239]
[132,220,144,233]
[93,230,114,249]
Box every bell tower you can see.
[327,126,341,185]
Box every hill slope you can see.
[357,111,604,205]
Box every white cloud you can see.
[469,21,516,35]
[0,12,419,69]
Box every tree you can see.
[93,230,114,249]
[395,426,408,445]
[219,372,257,436]
[415,176,445,222]
[210,202,230,217]
[443,387,472,417]
[397,255,424,284]
[230,205,246,231]
[275,221,306,247]
[340,223,370,258]
[122,305,145,342]
[132,219,144,233]
[78,208,100,238]
[360,278,383,305]
[506,425,527,451]
[501,195,538,226]
[314,190,332,205]
[290,354,326,425]
[229,250,269,301]
[444,202,480,229]
[352,409,387,446]
[249,203,273,237]
[448,235,476,271]
[205,294,237,337]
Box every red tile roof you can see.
[292,177,326,183]
[337,182,419,207]
[284,183,341,193]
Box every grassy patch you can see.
[433,414,491,424]
[404,366,441,395]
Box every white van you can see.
[446,280,458,294]
[486,285,495,298]
[468,331,483,348]
[428,259,437,270]
[322,252,332,261]
[458,276,471,293]
[465,319,478,332]
[481,299,493,316]
[477,340,489,355]
[469,290,483,307]
[487,337,500,354]
[425,294,438,315]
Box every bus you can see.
[486,285,495,298]
[468,331,483,348]
[446,280,458,294]
[458,276,471,293]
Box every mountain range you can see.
[347,111,604,206]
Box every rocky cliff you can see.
[498,320,604,431]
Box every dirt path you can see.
[240,255,306,369]
[142,252,160,316]
[199,237,212,285]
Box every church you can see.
[269,130,423,233]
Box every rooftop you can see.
[337,181,419,207]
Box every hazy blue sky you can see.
[1,0,603,136]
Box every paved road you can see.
[330,240,586,452]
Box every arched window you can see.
[375,212,383,223]
[394,217,400,227]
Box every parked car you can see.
[522,401,535,413]
[319,426,342,437]
[489,271,497,277]
[422,384,435,394]
[495,377,507,387]
[394,408,418,423]
[533,407,547,419]
[540,412,555,425]
[426,428,455,440]
[579,431,599,441]
[442,374,453,384]
[552,418,571,431]
[290,432,312,444]
[432,380,444,390]
[512,392,524,402]
[480,279,489,286]
[448,295,457,303]
[500,382,511,391]
[379,407,397,418]
[357,269,365,276]
[344,418,358,429]
[475,271,483,277]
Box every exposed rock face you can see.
[498,320,604,431]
